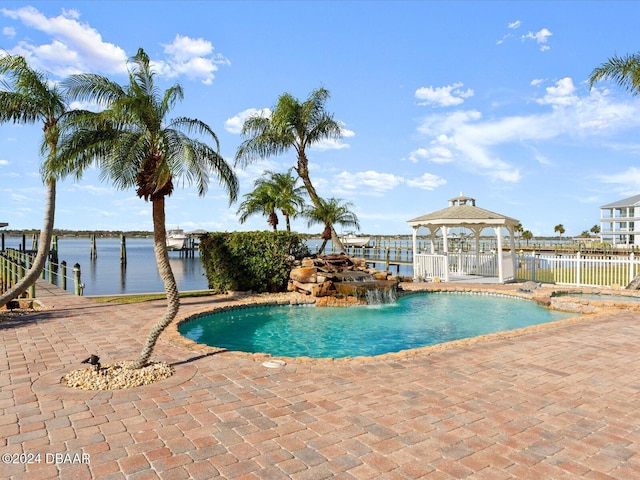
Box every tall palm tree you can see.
[589,52,640,94]
[58,48,238,369]
[237,181,280,231]
[554,224,565,240]
[0,54,70,307]
[235,88,346,249]
[305,197,359,255]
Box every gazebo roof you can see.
[0,222,7,228]
[407,194,520,228]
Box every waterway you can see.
[1,236,414,296]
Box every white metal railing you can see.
[517,252,640,287]
[414,251,639,287]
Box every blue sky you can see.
[1,1,640,237]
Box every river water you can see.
[2,235,414,296]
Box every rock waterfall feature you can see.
[288,254,403,306]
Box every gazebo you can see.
[407,194,520,283]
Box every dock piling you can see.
[90,234,97,259]
[120,235,127,265]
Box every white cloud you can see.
[408,146,454,164]
[158,34,230,85]
[413,78,640,184]
[497,20,522,45]
[536,77,577,106]
[310,124,354,151]
[2,26,15,38]
[66,184,115,196]
[596,167,640,195]
[0,159,9,166]
[332,170,404,196]
[406,173,447,190]
[1,6,127,76]
[1,8,227,85]
[522,28,552,51]
[415,82,474,107]
[225,108,272,134]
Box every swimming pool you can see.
[178,292,576,358]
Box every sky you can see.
[1,1,640,237]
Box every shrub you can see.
[199,231,310,293]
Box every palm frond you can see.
[589,53,640,94]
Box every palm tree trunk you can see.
[0,179,56,307]
[317,238,329,255]
[132,197,180,369]
[296,153,346,253]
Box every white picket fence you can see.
[415,251,640,287]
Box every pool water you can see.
[179,293,576,358]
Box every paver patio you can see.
[1,280,639,479]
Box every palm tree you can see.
[591,224,601,236]
[0,54,70,307]
[514,222,524,247]
[522,230,534,246]
[237,181,280,231]
[58,48,238,369]
[589,52,640,94]
[305,197,359,255]
[259,170,306,232]
[554,224,565,239]
[237,170,306,232]
[235,88,346,249]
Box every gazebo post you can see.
[442,226,450,281]
[509,226,517,279]
[495,227,504,283]
[474,228,481,275]
[412,226,419,281]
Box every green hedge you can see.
[199,231,310,293]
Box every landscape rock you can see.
[290,267,318,283]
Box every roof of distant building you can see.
[601,194,640,209]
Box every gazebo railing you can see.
[447,252,498,276]
[414,253,449,280]
[414,251,516,282]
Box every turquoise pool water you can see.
[179,293,576,358]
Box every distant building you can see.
[600,194,640,246]
[0,222,7,228]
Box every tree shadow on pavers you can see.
[170,351,227,366]
[0,309,60,329]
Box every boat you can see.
[340,232,371,247]
[166,228,187,250]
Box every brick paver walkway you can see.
[1,281,639,479]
